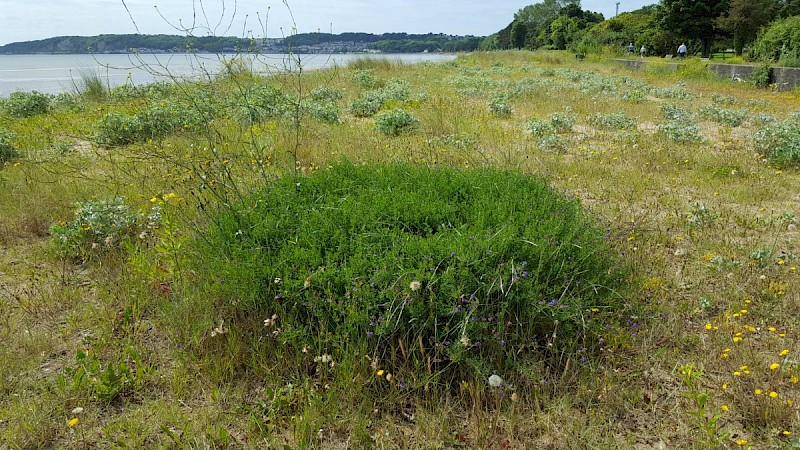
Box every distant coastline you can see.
[0,32,483,55]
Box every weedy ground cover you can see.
[0,50,799,449]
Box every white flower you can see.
[71,407,84,415]
[273,277,282,285]
[210,320,228,337]
[263,314,278,327]
[409,280,421,291]
[488,374,503,388]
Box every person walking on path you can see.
[628,42,635,55]
[678,43,687,58]
[640,45,646,59]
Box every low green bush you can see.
[349,91,386,118]
[93,112,144,147]
[232,85,290,125]
[305,100,340,123]
[198,163,630,388]
[374,109,419,136]
[527,118,554,137]
[698,104,747,127]
[93,102,204,146]
[549,111,576,133]
[352,69,382,89]
[487,93,513,117]
[588,112,637,130]
[50,196,160,260]
[0,128,19,163]
[754,117,800,166]
[308,86,343,102]
[382,78,411,101]
[4,91,51,117]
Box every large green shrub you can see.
[751,16,800,65]
[199,163,630,387]
[4,91,51,117]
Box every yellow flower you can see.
[736,439,747,446]
[68,417,79,427]
[769,327,778,332]
[721,404,729,411]
[733,336,743,343]
[376,370,385,377]
[705,323,713,330]
[733,371,741,377]
[783,431,791,436]
[769,391,779,398]
[780,349,790,356]
[792,376,799,384]
[722,383,728,390]
[770,363,781,370]
[150,197,158,203]
[755,389,763,395]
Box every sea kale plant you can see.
[50,196,161,260]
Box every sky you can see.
[0,0,656,46]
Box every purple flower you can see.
[367,331,374,337]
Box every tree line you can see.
[483,0,800,64]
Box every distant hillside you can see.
[0,33,482,54]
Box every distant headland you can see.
[0,32,483,55]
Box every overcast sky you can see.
[0,0,656,46]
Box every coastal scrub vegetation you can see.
[1,50,799,448]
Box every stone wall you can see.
[707,64,757,82]
[772,67,800,91]
[612,59,800,91]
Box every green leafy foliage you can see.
[50,196,159,260]
[3,91,51,117]
[0,128,19,163]
[588,112,637,130]
[231,85,290,125]
[751,15,800,64]
[374,109,419,135]
[93,102,204,146]
[698,104,747,127]
[352,69,382,89]
[349,91,386,117]
[200,163,630,387]
[753,115,800,165]
[58,349,150,401]
[487,93,513,117]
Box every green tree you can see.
[751,15,800,64]
[717,0,777,54]
[656,0,730,57]
[778,0,800,17]
[511,22,529,49]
